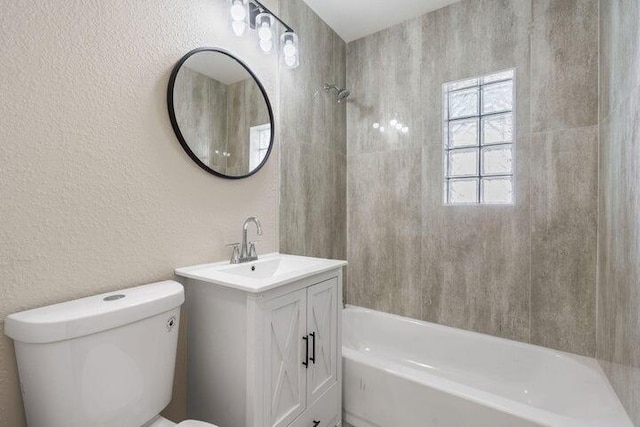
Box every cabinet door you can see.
[263,289,308,427]
[306,278,338,404]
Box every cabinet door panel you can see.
[306,278,338,404]
[264,289,307,427]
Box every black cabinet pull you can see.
[312,421,320,427]
[302,335,309,367]
[309,332,316,364]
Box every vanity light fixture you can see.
[229,0,249,36]
[281,31,299,69]
[256,12,274,53]
[228,0,299,69]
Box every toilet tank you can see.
[4,281,184,427]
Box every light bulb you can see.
[284,54,297,67]
[373,122,380,129]
[258,23,272,41]
[390,119,397,126]
[283,41,297,57]
[259,39,273,53]
[231,20,246,36]
[256,13,274,43]
[230,1,246,21]
[379,126,385,133]
[402,127,409,133]
[395,123,403,130]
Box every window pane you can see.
[482,70,514,84]
[259,133,270,148]
[443,69,515,205]
[448,78,479,91]
[449,87,479,119]
[449,178,479,204]
[448,118,479,148]
[482,80,513,114]
[448,148,479,177]
[481,177,513,204]
[482,113,513,145]
[482,146,513,175]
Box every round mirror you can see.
[168,48,274,179]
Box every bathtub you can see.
[342,306,632,427]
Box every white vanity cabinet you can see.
[176,254,345,427]
[263,277,339,427]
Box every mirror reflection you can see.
[170,49,273,178]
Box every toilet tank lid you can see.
[4,281,184,344]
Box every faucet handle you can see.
[226,243,241,264]
[248,241,259,258]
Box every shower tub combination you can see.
[342,306,632,427]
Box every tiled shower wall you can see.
[597,0,640,423]
[346,0,599,356]
[279,0,347,260]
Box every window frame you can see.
[442,69,516,206]
[249,123,272,170]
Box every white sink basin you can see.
[175,253,347,293]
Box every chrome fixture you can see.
[324,84,351,103]
[228,0,299,69]
[226,242,241,264]
[229,216,263,264]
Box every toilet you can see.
[4,280,217,427]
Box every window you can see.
[249,124,271,170]
[443,70,515,205]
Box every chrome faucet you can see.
[233,217,262,263]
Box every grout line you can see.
[528,0,533,346]
[594,0,601,361]
[528,123,600,137]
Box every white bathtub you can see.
[342,306,632,427]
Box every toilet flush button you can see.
[103,294,126,301]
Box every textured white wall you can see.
[0,0,279,425]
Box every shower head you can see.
[324,84,351,103]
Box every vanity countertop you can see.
[175,253,346,293]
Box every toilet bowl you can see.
[4,281,218,427]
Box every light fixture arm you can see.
[249,0,295,33]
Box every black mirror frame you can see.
[167,47,275,180]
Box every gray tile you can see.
[279,0,347,263]
[599,0,640,120]
[421,140,531,342]
[280,0,347,155]
[397,0,532,342]
[347,149,422,319]
[332,31,348,154]
[280,143,346,260]
[347,17,423,154]
[421,0,532,144]
[597,83,640,423]
[530,126,598,356]
[598,3,640,422]
[530,0,599,132]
